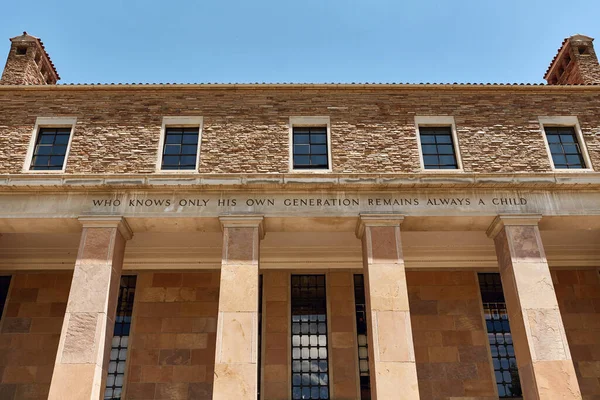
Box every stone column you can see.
[48,216,132,400]
[487,214,582,400]
[213,215,264,400]
[356,214,419,400]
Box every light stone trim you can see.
[219,214,265,239]
[486,213,543,239]
[78,215,133,240]
[538,116,594,172]
[288,116,332,173]
[22,116,77,174]
[355,213,405,239]
[155,116,204,173]
[414,116,464,172]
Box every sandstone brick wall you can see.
[261,270,288,400]
[126,271,219,400]
[1,87,600,174]
[552,268,600,399]
[328,271,359,399]
[407,271,497,400]
[0,271,72,400]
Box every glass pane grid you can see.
[419,127,458,170]
[354,274,371,400]
[545,127,585,169]
[257,275,263,400]
[478,273,522,398]
[161,127,199,170]
[293,127,329,169]
[30,128,71,170]
[104,275,137,400]
[291,275,329,400]
[0,276,11,320]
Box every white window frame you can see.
[289,116,332,173]
[538,116,593,172]
[22,117,77,173]
[414,116,463,172]
[156,116,203,173]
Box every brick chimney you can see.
[0,32,59,85]
[545,34,600,85]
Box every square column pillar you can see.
[213,215,264,400]
[487,215,582,400]
[48,216,132,400]
[356,214,419,400]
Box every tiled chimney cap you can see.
[10,31,60,81]
[544,34,594,81]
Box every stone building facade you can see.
[0,32,599,400]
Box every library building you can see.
[0,31,600,400]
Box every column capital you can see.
[355,213,405,239]
[77,215,133,240]
[486,213,543,239]
[219,214,265,239]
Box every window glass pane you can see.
[562,144,579,154]
[36,145,52,155]
[181,145,197,155]
[165,134,182,144]
[30,128,73,170]
[164,144,180,155]
[549,144,562,153]
[182,134,198,144]
[0,276,11,321]
[31,155,49,168]
[545,127,585,169]
[354,275,370,399]
[478,273,522,398]
[422,144,437,154]
[104,276,137,400]
[311,155,328,166]
[39,135,55,144]
[437,145,454,155]
[294,134,310,144]
[180,155,196,167]
[546,134,560,143]
[162,155,179,166]
[311,145,327,155]
[419,127,456,169]
[420,135,436,144]
[560,134,575,143]
[294,155,310,166]
[292,275,329,400]
[52,145,67,155]
[311,134,327,144]
[55,135,70,144]
[423,155,438,166]
[435,135,452,144]
[439,155,457,166]
[49,156,65,166]
[293,127,329,169]
[294,145,310,155]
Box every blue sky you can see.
[1,0,599,84]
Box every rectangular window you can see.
[161,127,200,170]
[419,126,458,169]
[544,127,586,169]
[0,276,11,320]
[354,274,370,400]
[291,275,329,400]
[293,127,329,169]
[104,275,137,400]
[478,273,522,398]
[257,274,263,400]
[30,127,72,170]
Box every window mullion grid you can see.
[478,273,521,398]
[105,275,137,400]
